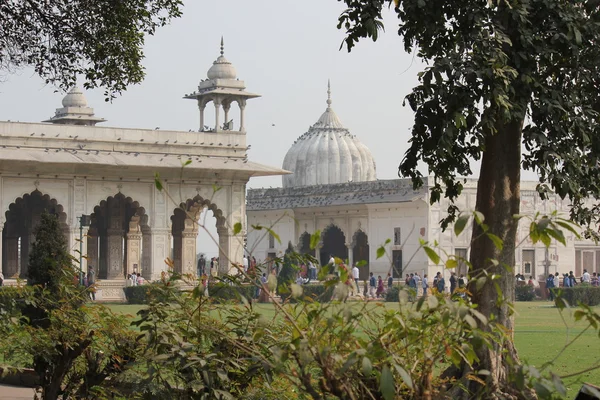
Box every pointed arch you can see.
[319,224,347,267]
[2,190,68,278]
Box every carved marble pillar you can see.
[141,227,152,280]
[239,99,246,132]
[199,103,205,131]
[150,229,170,280]
[99,234,108,279]
[214,98,222,132]
[347,243,354,267]
[223,102,231,129]
[106,229,124,279]
[126,232,142,276]
[5,237,18,278]
[172,231,182,274]
[182,231,197,275]
[218,226,229,275]
[87,229,99,274]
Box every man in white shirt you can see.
[352,264,360,295]
[242,255,249,273]
[553,272,559,289]
[583,269,591,283]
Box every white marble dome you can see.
[62,86,88,107]
[207,55,237,80]
[282,84,376,188]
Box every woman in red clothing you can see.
[376,275,385,298]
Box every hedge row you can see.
[122,283,334,304]
[515,285,536,301]
[552,285,600,306]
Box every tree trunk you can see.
[461,117,526,398]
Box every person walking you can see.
[436,272,445,295]
[387,273,393,291]
[546,273,555,301]
[352,264,360,295]
[449,272,457,295]
[376,275,385,298]
[421,274,429,297]
[583,269,591,284]
[368,272,377,299]
[553,272,560,290]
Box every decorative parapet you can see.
[247,178,429,211]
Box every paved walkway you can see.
[0,384,35,399]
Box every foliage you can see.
[0,0,183,99]
[515,285,536,302]
[123,283,177,305]
[209,283,256,303]
[279,284,334,303]
[553,286,600,307]
[0,213,138,399]
[27,212,74,291]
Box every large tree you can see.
[0,0,183,99]
[337,0,600,397]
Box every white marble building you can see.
[247,86,600,283]
[0,42,284,296]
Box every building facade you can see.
[0,43,284,296]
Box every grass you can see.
[104,300,598,397]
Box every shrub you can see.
[209,284,256,303]
[385,286,400,302]
[279,284,334,303]
[123,284,177,304]
[516,285,536,301]
[554,285,600,306]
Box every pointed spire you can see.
[220,36,224,56]
[326,79,332,110]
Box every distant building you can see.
[247,84,600,282]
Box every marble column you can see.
[126,232,142,276]
[218,226,229,275]
[239,100,246,132]
[347,243,354,267]
[214,99,221,132]
[223,103,231,129]
[99,234,108,279]
[172,231,182,274]
[199,103,205,131]
[106,229,124,279]
[150,229,170,280]
[87,230,99,274]
[5,237,18,278]
[141,227,152,280]
[182,231,197,275]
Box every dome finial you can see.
[220,36,224,56]
[326,79,332,110]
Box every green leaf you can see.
[454,214,469,237]
[310,230,321,250]
[362,357,372,376]
[183,159,192,166]
[394,364,414,389]
[384,238,391,245]
[555,220,580,238]
[380,365,395,400]
[356,260,367,267]
[445,258,458,269]
[233,222,242,235]
[486,233,504,250]
[473,211,485,225]
[423,246,440,264]
[154,173,163,191]
[265,228,281,244]
[376,246,386,259]
[546,228,566,246]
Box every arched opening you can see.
[2,190,68,278]
[170,196,225,276]
[87,193,150,280]
[352,230,370,281]
[297,232,315,257]
[320,225,347,267]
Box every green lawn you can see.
[105,301,599,396]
